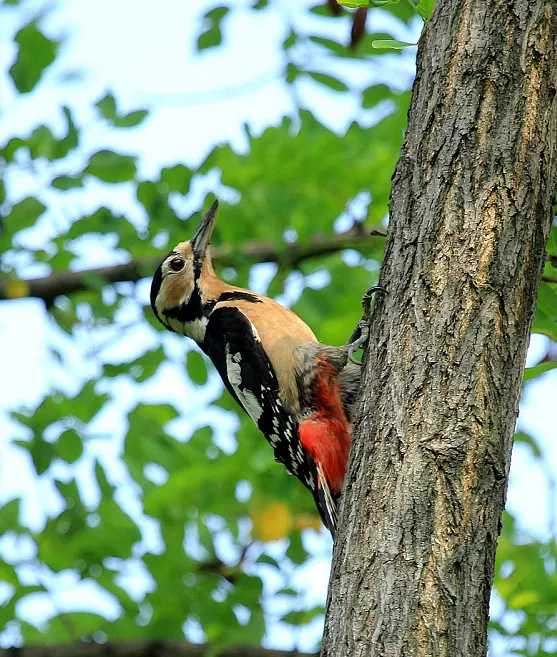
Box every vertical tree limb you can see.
[322,2,557,656]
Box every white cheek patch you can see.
[225,348,264,423]
[183,317,208,343]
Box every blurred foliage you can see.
[0,1,556,656]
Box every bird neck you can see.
[197,263,260,309]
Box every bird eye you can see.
[168,256,185,272]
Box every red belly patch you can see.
[298,359,351,493]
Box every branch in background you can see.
[0,640,318,657]
[0,228,386,305]
[542,274,557,284]
[350,8,368,49]
[326,0,343,16]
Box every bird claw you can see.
[346,285,387,364]
[347,321,370,364]
[361,285,387,314]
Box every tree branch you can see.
[0,640,317,657]
[0,228,386,306]
[542,274,557,284]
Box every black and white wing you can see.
[201,306,313,487]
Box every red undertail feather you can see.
[299,359,351,494]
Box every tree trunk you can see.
[322,2,557,657]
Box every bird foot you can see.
[347,285,387,364]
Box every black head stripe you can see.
[217,291,262,304]
[150,251,174,326]
[193,253,202,281]
[163,290,216,324]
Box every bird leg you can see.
[347,285,387,364]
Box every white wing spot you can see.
[249,324,262,343]
[225,347,263,423]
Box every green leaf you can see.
[339,1,371,7]
[54,429,83,463]
[514,432,542,459]
[281,605,325,626]
[14,383,108,430]
[136,180,158,212]
[413,0,436,20]
[67,207,133,239]
[362,83,393,108]
[309,35,348,57]
[69,381,110,423]
[306,71,349,92]
[9,21,59,93]
[0,499,22,533]
[113,110,148,128]
[286,63,299,84]
[0,196,46,251]
[197,25,223,50]
[52,174,84,190]
[0,559,20,588]
[283,30,298,50]
[286,531,308,565]
[532,283,557,341]
[3,196,45,234]
[186,350,209,385]
[372,39,415,50]
[160,164,193,193]
[16,435,56,475]
[94,460,114,497]
[26,613,112,644]
[255,553,280,568]
[309,3,342,16]
[205,6,230,21]
[197,6,229,51]
[2,106,78,163]
[95,93,148,128]
[85,149,137,183]
[104,347,165,382]
[95,92,118,119]
[523,361,557,382]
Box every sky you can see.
[0,0,556,653]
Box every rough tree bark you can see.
[322,2,557,657]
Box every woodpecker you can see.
[150,201,377,535]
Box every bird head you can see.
[150,199,218,334]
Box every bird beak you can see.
[191,199,219,259]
